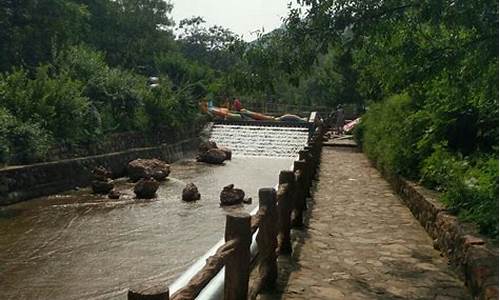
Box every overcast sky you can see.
[170,0,291,41]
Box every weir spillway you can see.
[209,123,310,157]
[0,120,313,299]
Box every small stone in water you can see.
[108,189,120,199]
[182,183,201,201]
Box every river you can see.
[0,156,292,299]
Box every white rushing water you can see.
[209,124,310,157]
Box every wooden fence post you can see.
[128,285,169,300]
[305,144,318,179]
[291,160,307,228]
[299,149,311,197]
[256,188,278,289]
[277,170,294,255]
[304,148,314,176]
[224,212,252,300]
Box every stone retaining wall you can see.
[0,138,200,206]
[45,121,205,163]
[386,172,498,300]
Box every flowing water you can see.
[209,124,310,157]
[0,124,309,299]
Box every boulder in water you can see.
[127,159,170,181]
[182,183,201,201]
[197,148,227,164]
[134,178,160,199]
[92,166,112,181]
[243,197,252,204]
[108,189,121,199]
[199,141,218,153]
[219,147,232,160]
[220,184,245,206]
[91,179,114,194]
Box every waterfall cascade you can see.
[209,124,310,158]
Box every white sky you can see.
[169,0,292,41]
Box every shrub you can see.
[353,118,365,146]
[421,147,498,236]
[56,46,147,133]
[0,66,91,144]
[0,109,15,164]
[360,94,425,178]
[453,157,498,237]
[0,108,52,164]
[361,93,499,237]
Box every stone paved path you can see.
[260,147,469,300]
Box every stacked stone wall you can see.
[385,172,498,300]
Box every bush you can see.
[361,93,499,237]
[360,94,425,178]
[0,108,52,164]
[56,46,147,133]
[353,118,365,147]
[0,66,91,144]
[0,47,205,165]
[421,147,499,236]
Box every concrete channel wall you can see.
[0,137,200,206]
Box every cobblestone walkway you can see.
[261,147,469,300]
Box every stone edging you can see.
[0,138,200,206]
[385,172,498,300]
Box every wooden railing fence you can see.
[128,124,326,300]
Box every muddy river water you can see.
[0,156,293,299]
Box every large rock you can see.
[197,148,227,164]
[219,147,232,160]
[198,141,218,153]
[92,166,112,181]
[127,159,170,181]
[91,179,114,194]
[134,178,160,199]
[108,189,121,199]
[182,183,201,202]
[220,184,245,206]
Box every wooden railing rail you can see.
[170,239,238,300]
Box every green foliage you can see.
[286,0,498,237]
[154,52,212,88]
[0,66,91,144]
[0,1,251,169]
[0,0,89,71]
[360,94,498,237]
[360,94,425,178]
[421,147,498,236]
[177,17,243,71]
[77,0,175,70]
[0,108,51,164]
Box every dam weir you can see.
[0,120,312,299]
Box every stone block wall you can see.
[386,172,498,300]
[45,121,205,162]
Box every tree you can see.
[0,0,89,72]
